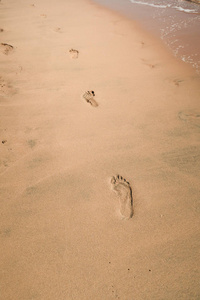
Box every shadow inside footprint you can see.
[83,91,98,107]
[111,175,133,219]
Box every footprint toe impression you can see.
[69,48,79,59]
[0,43,14,55]
[83,91,98,107]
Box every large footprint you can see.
[111,175,133,219]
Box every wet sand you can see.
[0,0,200,299]
[93,0,200,73]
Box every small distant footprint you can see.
[27,139,37,149]
[141,41,145,47]
[173,79,183,86]
[165,77,184,86]
[69,48,79,59]
[40,14,47,18]
[146,63,156,69]
[178,110,200,128]
[0,77,12,95]
[0,28,4,32]
[0,43,14,55]
[54,27,61,33]
[141,58,157,69]
[83,91,98,107]
[111,175,133,219]
[0,78,7,93]
[0,228,11,237]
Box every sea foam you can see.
[130,0,198,14]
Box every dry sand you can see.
[0,0,200,299]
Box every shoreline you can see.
[92,0,200,73]
[1,0,200,299]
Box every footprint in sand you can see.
[54,27,61,33]
[27,139,37,149]
[178,110,200,128]
[83,91,98,107]
[173,79,183,86]
[146,63,156,69]
[0,43,14,55]
[111,175,133,219]
[141,58,157,69]
[69,48,79,59]
[0,77,12,95]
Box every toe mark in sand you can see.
[111,175,133,219]
[1,43,14,55]
[83,91,98,107]
[69,48,79,59]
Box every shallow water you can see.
[93,0,200,73]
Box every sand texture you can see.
[0,0,200,299]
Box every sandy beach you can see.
[0,0,200,299]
